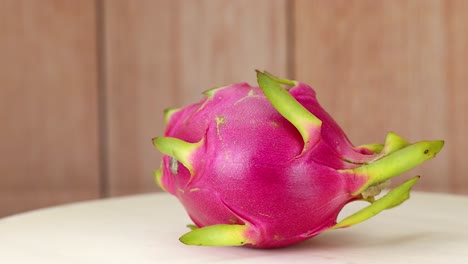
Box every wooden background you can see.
[1,0,467,217]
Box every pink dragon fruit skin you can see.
[153,71,444,248]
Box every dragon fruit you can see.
[152,71,444,248]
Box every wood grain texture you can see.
[2,0,466,218]
[294,0,467,193]
[445,0,468,194]
[0,0,100,217]
[103,0,289,196]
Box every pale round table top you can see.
[1,192,467,264]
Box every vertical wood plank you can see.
[103,0,289,196]
[445,0,468,194]
[0,0,100,216]
[294,0,467,193]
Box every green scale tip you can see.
[347,139,444,196]
[152,137,203,175]
[179,224,251,247]
[256,70,323,151]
